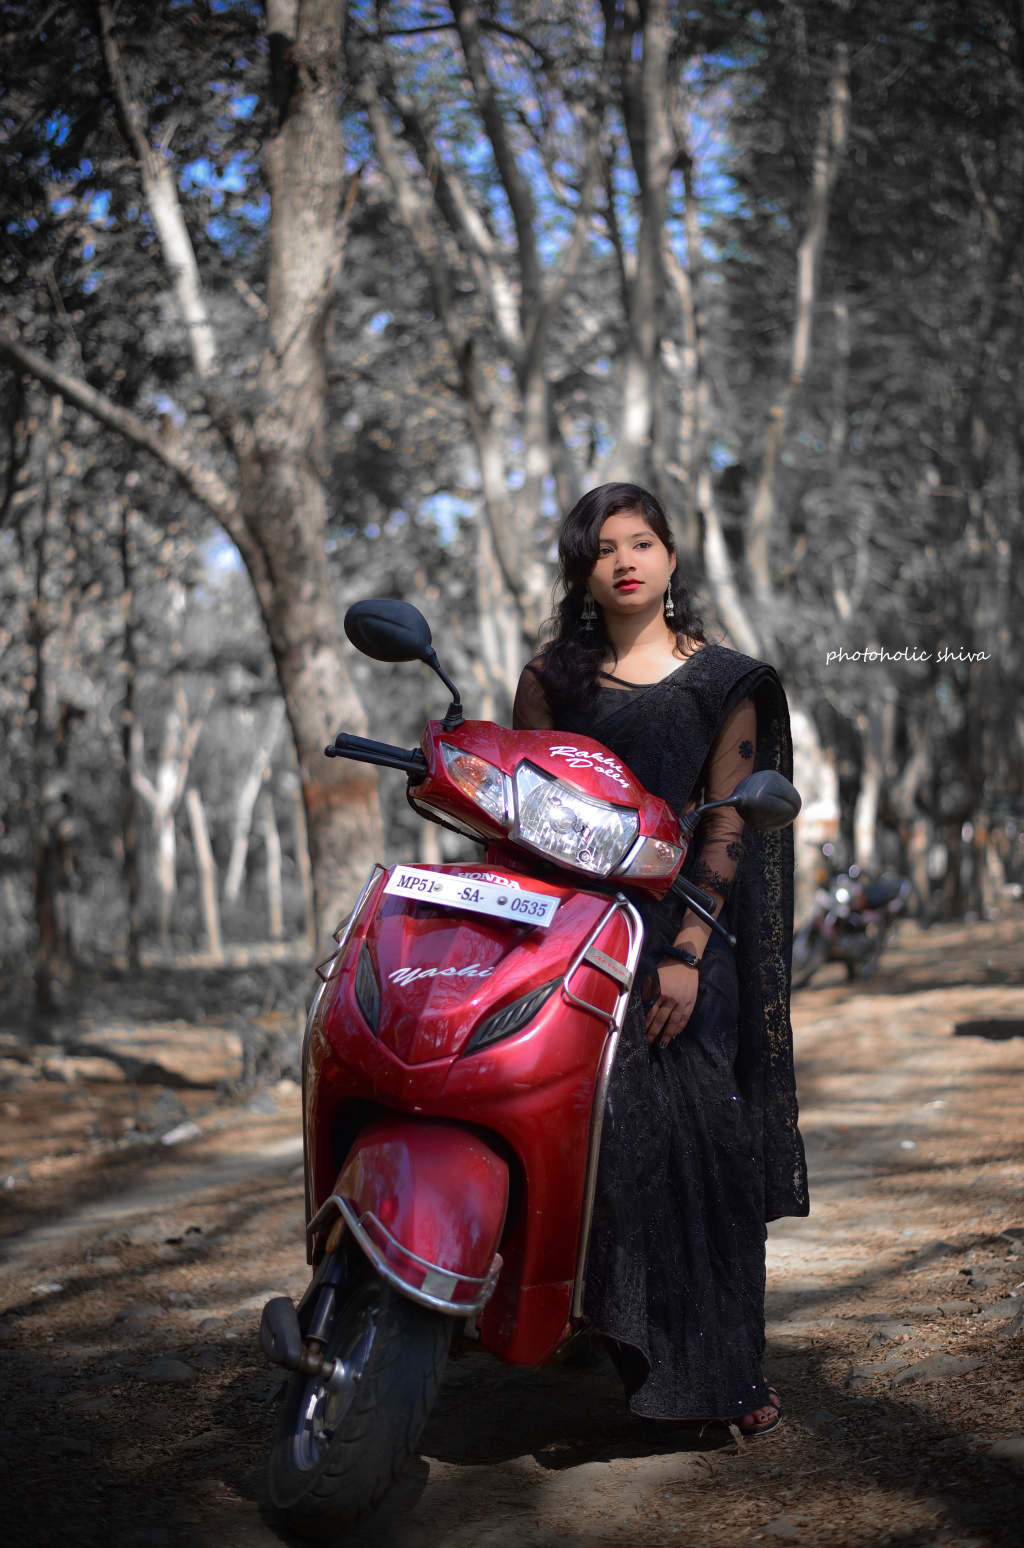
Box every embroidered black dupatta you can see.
[554,643,808,1420]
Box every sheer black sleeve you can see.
[672,695,756,957]
[512,661,555,730]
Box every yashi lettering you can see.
[388,963,494,986]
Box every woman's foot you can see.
[737,1387,782,1436]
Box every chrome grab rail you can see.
[302,862,386,1259]
[560,896,636,1028]
[568,894,644,1319]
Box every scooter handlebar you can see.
[325,731,428,778]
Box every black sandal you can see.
[737,1387,782,1437]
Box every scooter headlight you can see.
[441,743,508,825]
[512,763,639,876]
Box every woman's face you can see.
[587,510,676,617]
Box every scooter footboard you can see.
[307,1117,508,1316]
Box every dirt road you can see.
[2,919,1024,1548]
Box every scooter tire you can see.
[268,1252,452,1540]
[849,921,890,980]
[791,925,828,989]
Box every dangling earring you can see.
[581,592,597,631]
[664,585,675,620]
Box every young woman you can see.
[513,482,808,1435]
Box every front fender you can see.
[308,1117,509,1316]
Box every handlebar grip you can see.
[325,732,428,778]
[671,875,718,915]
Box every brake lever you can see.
[671,875,717,914]
[670,875,737,948]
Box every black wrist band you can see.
[661,945,701,970]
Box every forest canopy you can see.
[1,0,1022,1007]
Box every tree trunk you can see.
[155,807,176,948]
[289,774,315,941]
[664,143,761,656]
[697,471,761,658]
[605,0,675,486]
[53,699,77,967]
[28,413,53,1016]
[261,789,285,941]
[131,693,205,949]
[906,817,933,923]
[119,498,139,965]
[186,787,224,962]
[475,518,523,713]
[418,820,442,865]
[663,239,701,557]
[27,389,72,1014]
[226,0,381,939]
[223,700,286,906]
[223,764,265,909]
[854,698,895,875]
[673,147,712,557]
[853,752,881,877]
[790,701,839,924]
[890,695,933,829]
[746,43,850,599]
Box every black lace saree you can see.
[515,644,808,1421]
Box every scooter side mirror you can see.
[681,769,802,837]
[343,598,465,729]
[345,599,434,664]
[727,770,802,831]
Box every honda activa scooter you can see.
[259,599,801,1539]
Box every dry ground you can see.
[1,917,1024,1548]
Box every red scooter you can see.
[260,600,800,1539]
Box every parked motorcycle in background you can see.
[791,843,910,988]
[256,599,801,1540]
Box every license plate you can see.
[384,866,558,929]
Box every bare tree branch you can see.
[356,75,523,604]
[0,328,239,525]
[390,94,525,359]
[98,0,218,378]
[452,2,542,305]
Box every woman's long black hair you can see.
[532,482,707,712]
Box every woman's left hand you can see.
[645,961,699,1048]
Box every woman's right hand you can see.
[645,961,700,1049]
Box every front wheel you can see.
[268,1248,452,1540]
[847,919,890,980]
[791,921,828,988]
